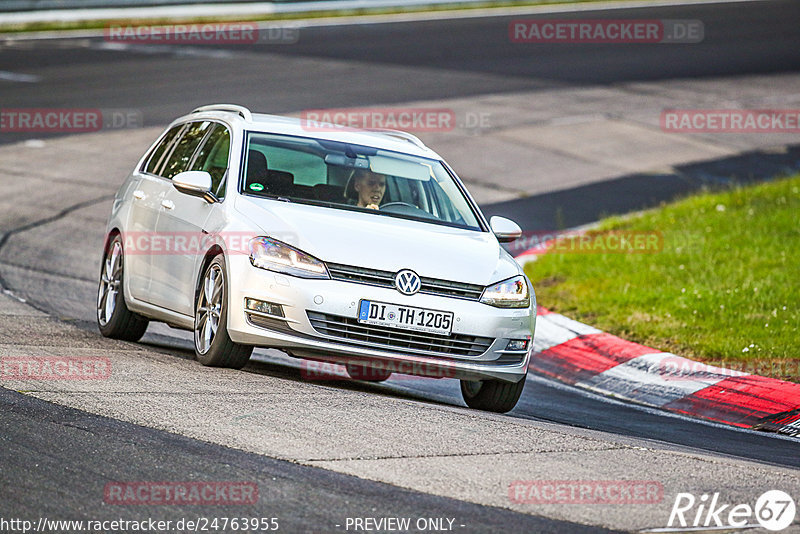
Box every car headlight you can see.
[248,237,329,279]
[480,275,530,308]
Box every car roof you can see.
[184,104,443,160]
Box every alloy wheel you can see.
[97,240,123,326]
[195,263,224,354]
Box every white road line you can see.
[0,70,40,82]
[92,41,234,59]
[0,0,773,39]
[280,0,771,29]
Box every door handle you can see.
[161,199,175,210]
[133,190,145,200]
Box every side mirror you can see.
[490,216,522,243]
[172,171,215,202]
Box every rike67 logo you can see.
[668,490,796,531]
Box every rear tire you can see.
[460,377,526,413]
[194,255,253,369]
[97,235,149,341]
[345,362,392,382]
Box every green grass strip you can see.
[525,175,799,379]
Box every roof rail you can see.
[191,104,252,122]
[365,128,427,150]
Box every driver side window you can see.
[161,121,213,180]
[191,124,231,199]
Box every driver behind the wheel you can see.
[350,169,386,210]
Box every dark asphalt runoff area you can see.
[0,0,798,134]
[240,349,800,468]
[0,388,615,533]
[1,0,799,226]
[1,0,799,530]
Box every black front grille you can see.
[495,353,527,365]
[307,311,493,357]
[246,313,294,335]
[326,263,484,301]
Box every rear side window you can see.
[143,124,183,176]
[161,121,213,180]
[190,124,231,199]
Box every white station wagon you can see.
[98,104,535,412]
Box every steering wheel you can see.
[380,202,416,210]
[379,201,439,221]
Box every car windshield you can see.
[241,132,483,231]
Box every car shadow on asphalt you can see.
[242,356,467,408]
[65,316,470,409]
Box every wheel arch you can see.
[103,228,122,255]
[194,244,226,305]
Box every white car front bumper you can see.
[225,255,535,383]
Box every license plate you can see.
[358,300,453,336]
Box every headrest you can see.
[246,149,268,183]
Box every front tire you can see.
[194,255,253,369]
[460,377,526,413]
[97,235,149,341]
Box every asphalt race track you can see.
[1,1,799,532]
[2,387,611,533]
[1,0,798,138]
